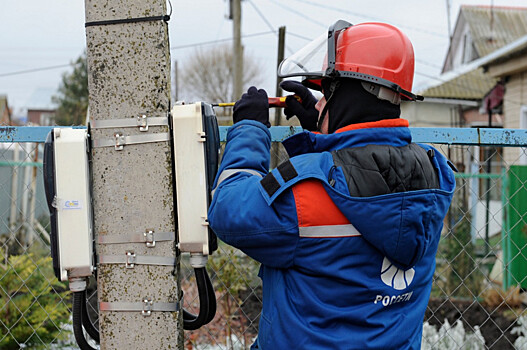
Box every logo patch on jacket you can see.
[380,257,415,290]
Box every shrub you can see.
[0,250,70,349]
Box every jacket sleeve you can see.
[207,120,299,268]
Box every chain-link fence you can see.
[1,141,71,349]
[1,127,527,349]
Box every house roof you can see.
[420,6,527,100]
[420,67,498,100]
[462,5,527,58]
[483,33,527,67]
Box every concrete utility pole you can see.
[232,0,244,100]
[84,0,182,348]
[274,26,286,126]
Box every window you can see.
[461,33,478,64]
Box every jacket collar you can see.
[282,119,412,157]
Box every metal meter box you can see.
[171,102,219,256]
[43,128,94,282]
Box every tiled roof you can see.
[420,67,498,100]
[483,34,527,67]
[420,6,527,100]
[462,5,527,57]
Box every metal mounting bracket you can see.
[125,251,136,269]
[98,230,175,247]
[99,298,180,316]
[99,252,177,268]
[142,298,153,316]
[90,115,169,131]
[91,132,171,151]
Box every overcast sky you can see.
[1,0,526,115]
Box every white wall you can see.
[401,101,457,127]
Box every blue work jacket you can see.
[208,119,455,349]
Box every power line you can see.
[416,58,443,70]
[267,0,327,29]
[287,31,313,41]
[247,0,275,33]
[245,0,297,55]
[170,31,274,50]
[287,0,447,39]
[0,63,75,78]
[1,33,276,78]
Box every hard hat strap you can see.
[317,80,340,131]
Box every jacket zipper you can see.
[328,165,337,187]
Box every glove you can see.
[233,86,270,128]
[280,80,319,131]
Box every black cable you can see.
[73,292,97,350]
[183,268,209,330]
[204,268,216,324]
[183,267,216,330]
[0,64,74,78]
[170,31,274,50]
[1,32,275,79]
[85,15,170,28]
[81,290,100,343]
[167,0,173,18]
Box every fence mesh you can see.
[1,139,527,349]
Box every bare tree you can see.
[178,44,263,104]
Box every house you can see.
[483,34,527,166]
[26,88,57,126]
[402,5,527,242]
[403,5,527,131]
[0,95,12,125]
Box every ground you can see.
[426,298,522,349]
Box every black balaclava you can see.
[321,78,401,134]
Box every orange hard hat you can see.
[278,20,422,101]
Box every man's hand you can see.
[280,80,319,131]
[233,86,270,128]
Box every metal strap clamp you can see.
[143,298,153,316]
[98,251,177,268]
[126,251,136,268]
[90,115,169,131]
[91,132,171,150]
[145,230,156,247]
[98,230,175,248]
[99,297,180,317]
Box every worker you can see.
[208,20,456,349]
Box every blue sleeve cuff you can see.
[228,119,271,140]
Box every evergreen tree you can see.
[52,53,88,126]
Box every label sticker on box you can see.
[63,200,83,210]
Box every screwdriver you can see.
[213,95,301,108]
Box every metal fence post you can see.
[84,0,181,348]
